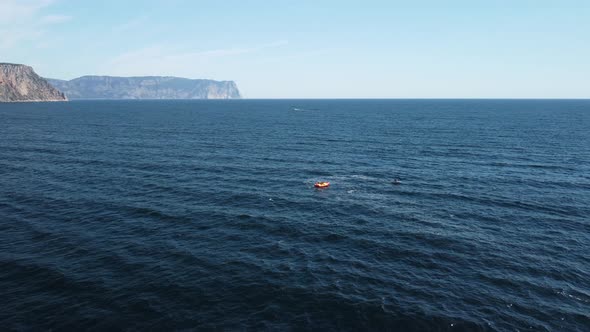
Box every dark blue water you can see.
[1,100,589,331]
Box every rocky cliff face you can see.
[47,76,241,100]
[0,63,67,102]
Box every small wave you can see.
[489,162,577,171]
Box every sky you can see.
[1,0,589,98]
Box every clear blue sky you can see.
[1,0,589,98]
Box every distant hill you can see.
[47,76,241,100]
[0,63,67,102]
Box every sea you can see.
[0,99,589,331]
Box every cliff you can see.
[0,63,67,102]
[47,76,241,100]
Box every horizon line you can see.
[63,98,590,101]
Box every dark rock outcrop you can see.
[47,76,241,100]
[0,63,67,102]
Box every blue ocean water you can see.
[0,99,589,331]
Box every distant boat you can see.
[291,107,320,111]
[314,181,330,188]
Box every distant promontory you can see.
[47,76,241,100]
[0,63,67,102]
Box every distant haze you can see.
[1,0,589,98]
[47,76,241,100]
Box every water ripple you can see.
[1,100,589,331]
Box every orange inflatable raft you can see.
[314,181,330,188]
